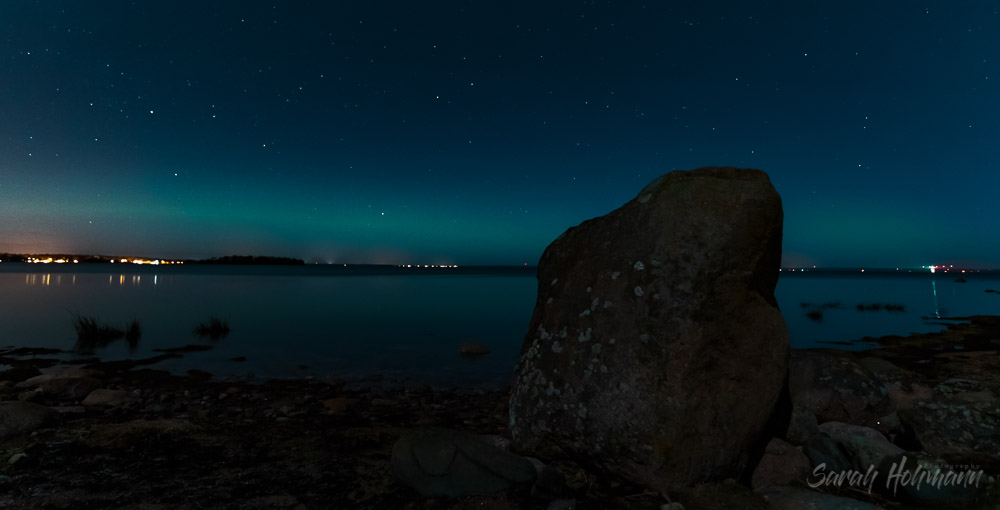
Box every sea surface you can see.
[1,264,998,386]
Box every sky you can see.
[1,1,999,267]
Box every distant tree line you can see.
[195,255,305,266]
[0,253,305,266]
[0,253,110,263]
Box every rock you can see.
[479,434,513,451]
[760,485,886,510]
[0,401,57,439]
[817,422,904,472]
[17,390,40,402]
[0,366,41,383]
[789,350,889,428]
[50,405,86,414]
[38,376,103,401]
[322,397,356,414]
[856,358,938,410]
[802,432,853,474]
[82,389,131,406]
[460,342,491,357]
[661,504,684,510]
[785,406,818,445]
[886,382,935,411]
[531,461,566,501]
[897,397,1000,460]
[18,365,98,387]
[7,453,27,465]
[392,427,536,498]
[750,438,811,489]
[407,383,432,394]
[875,412,901,436]
[548,500,576,510]
[84,419,198,448]
[509,167,788,490]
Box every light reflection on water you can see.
[2,266,999,384]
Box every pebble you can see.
[548,499,576,510]
[17,390,39,402]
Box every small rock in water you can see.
[459,342,491,357]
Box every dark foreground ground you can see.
[2,317,1000,509]
[0,352,767,510]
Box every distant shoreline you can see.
[0,262,539,277]
[4,261,999,278]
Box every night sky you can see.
[2,2,999,267]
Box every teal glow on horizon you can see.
[2,2,999,267]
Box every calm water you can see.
[1,264,998,386]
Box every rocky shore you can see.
[0,316,996,509]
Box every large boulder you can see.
[509,167,788,490]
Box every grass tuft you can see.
[124,319,142,350]
[72,314,125,352]
[194,317,230,341]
